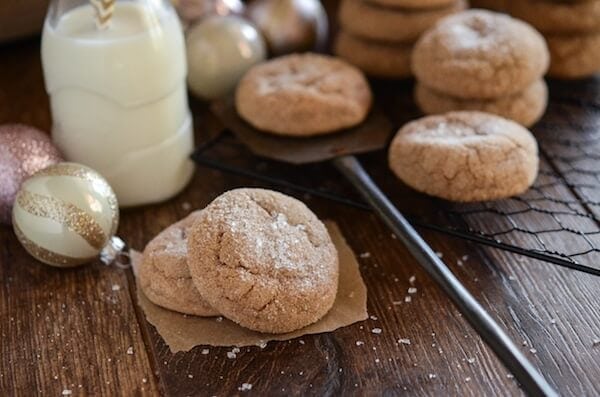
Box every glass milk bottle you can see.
[41,0,195,207]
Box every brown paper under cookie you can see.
[132,222,368,352]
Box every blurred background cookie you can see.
[187,188,339,334]
[334,0,466,78]
[235,53,372,136]
[388,111,539,202]
[411,9,549,126]
[412,10,549,99]
[546,32,600,79]
[415,79,548,127]
[139,211,219,317]
[333,31,412,79]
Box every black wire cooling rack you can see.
[192,80,600,277]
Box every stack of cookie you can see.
[139,188,340,334]
[412,10,550,127]
[333,0,467,79]
[506,0,600,79]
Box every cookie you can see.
[507,0,600,34]
[415,79,548,127]
[338,0,467,43]
[364,0,457,9]
[412,10,549,99]
[388,111,539,202]
[235,53,372,136]
[187,188,339,334]
[546,32,600,79]
[139,211,219,317]
[334,31,412,78]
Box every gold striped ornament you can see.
[12,162,121,268]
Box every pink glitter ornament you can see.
[0,124,63,224]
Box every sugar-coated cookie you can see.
[235,53,372,136]
[139,211,219,317]
[334,31,412,78]
[388,111,539,202]
[507,0,600,34]
[415,79,548,127]
[187,188,339,334]
[338,0,467,43]
[546,32,600,79]
[412,10,549,99]
[364,0,457,9]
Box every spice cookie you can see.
[412,10,549,99]
[338,0,467,44]
[187,188,339,334]
[364,0,457,9]
[415,79,548,127]
[334,31,412,78]
[507,0,600,34]
[235,53,372,136]
[139,211,219,317]
[546,32,600,79]
[388,111,539,202]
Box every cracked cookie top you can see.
[235,53,372,136]
[187,188,339,334]
[388,111,539,202]
[140,211,219,317]
[412,9,549,99]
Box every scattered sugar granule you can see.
[375,358,380,363]
[435,252,443,258]
[188,374,194,379]
[238,383,252,392]
[550,319,557,325]
[593,339,600,347]
[522,341,528,346]
[462,255,469,261]
[408,287,417,294]
[228,347,241,358]
[391,233,397,240]
[529,348,537,354]
[299,340,305,345]
[371,328,382,334]
[398,338,411,345]
[62,390,72,396]
[456,259,463,266]
[508,276,517,281]
[201,349,210,355]
[467,358,475,364]
[404,296,412,303]
[507,374,515,379]
[392,301,403,305]
[465,377,471,382]
[409,276,416,284]
[216,316,224,322]
[142,378,148,384]
[356,341,364,346]
[111,284,121,291]
[257,341,268,349]
[126,347,134,355]
[370,315,378,321]
[182,202,192,211]
[359,252,371,259]
[428,374,437,380]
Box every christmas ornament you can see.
[172,0,244,28]
[12,162,120,268]
[246,0,328,56]
[0,124,63,225]
[186,15,266,100]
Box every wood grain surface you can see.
[1,5,600,396]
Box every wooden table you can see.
[2,15,600,397]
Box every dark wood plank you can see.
[0,39,161,396]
